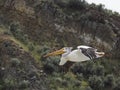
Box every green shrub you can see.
[67,0,88,10]
[95,65,104,76]
[71,63,85,74]
[28,42,34,51]
[39,45,50,56]
[114,77,120,90]
[72,62,96,78]
[85,86,93,90]
[3,78,16,89]
[104,74,115,88]
[88,75,104,90]
[19,80,30,89]
[3,30,12,35]
[10,23,28,45]
[42,56,61,74]
[0,85,2,90]
[10,58,21,67]
[84,62,96,77]
[72,62,105,79]
[76,73,83,81]
[0,80,4,90]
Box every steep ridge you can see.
[0,35,49,90]
[0,0,120,90]
[0,0,119,53]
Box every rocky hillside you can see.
[0,0,120,90]
[0,35,49,90]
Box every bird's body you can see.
[44,45,105,66]
[60,49,90,65]
[68,49,90,62]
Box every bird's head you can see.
[43,47,73,57]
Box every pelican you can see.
[44,45,105,66]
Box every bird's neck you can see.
[62,50,71,57]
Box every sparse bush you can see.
[54,0,67,7]
[104,74,115,88]
[42,56,60,74]
[114,77,120,90]
[10,58,21,67]
[95,64,105,76]
[67,0,88,10]
[19,80,30,89]
[72,61,105,79]
[3,30,12,35]
[3,78,16,89]
[88,75,104,90]
[2,40,17,56]
[85,62,96,77]
[71,63,85,74]
[39,45,50,56]
[10,23,28,45]
[72,62,96,78]
[76,73,84,81]
[0,85,2,90]
[0,81,4,90]
[85,86,93,90]
[28,42,34,51]
[35,47,40,54]
[96,4,105,12]
[50,72,82,89]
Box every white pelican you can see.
[44,45,105,66]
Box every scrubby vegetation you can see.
[0,0,120,90]
[41,56,120,90]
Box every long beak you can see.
[43,48,65,57]
[96,52,105,57]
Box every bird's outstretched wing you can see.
[80,47,97,59]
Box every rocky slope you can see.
[0,0,118,48]
[0,35,49,90]
[0,0,120,90]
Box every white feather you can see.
[77,45,92,49]
[59,49,90,65]
[59,57,68,65]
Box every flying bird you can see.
[44,45,105,66]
